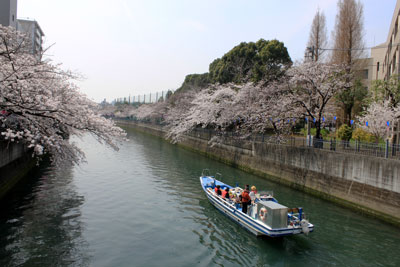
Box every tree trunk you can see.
[315,121,322,139]
[345,105,353,126]
[314,120,323,148]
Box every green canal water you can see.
[1,127,400,266]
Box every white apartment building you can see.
[17,18,45,56]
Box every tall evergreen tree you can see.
[209,39,291,84]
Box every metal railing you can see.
[187,127,400,160]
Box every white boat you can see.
[200,170,314,237]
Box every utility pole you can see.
[306,46,315,61]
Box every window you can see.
[12,15,14,21]
[377,62,380,72]
[362,69,368,79]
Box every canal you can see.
[1,127,400,266]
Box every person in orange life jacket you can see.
[240,186,251,214]
[221,188,229,199]
[239,185,249,202]
[214,185,222,196]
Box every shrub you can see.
[336,124,353,141]
[352,128,376,143]
[300,127,330,139]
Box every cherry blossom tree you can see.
[126,101,168,123]
[357,100,400,141]
[165,82,290,143]
[164,87,225,142]
[164,61,349,143]
[0,26,125,165]
[231,81,292,139]
[282,61,349,139]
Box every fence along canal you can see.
[187,127,400,160]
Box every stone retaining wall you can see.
[0,142,35,199]
[0,142,27,168]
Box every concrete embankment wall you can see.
[0,141,27,168]
[118,121,400,226]
[0,142,36,199]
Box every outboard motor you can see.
[300,219,310,235]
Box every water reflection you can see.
[0,162,90,266]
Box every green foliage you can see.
[352,128,376,142]
[176,73,210,93]
[335,78,368,124]
[300,127,330,139]
[336,124,353,141]
[209,39,292,84]
[370,75,400,107]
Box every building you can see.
[368,0,400,144]
[0,0,44,56]
[371,0,400,82]
[17,18,45,55]
[0,0,17,28]
[354,57,373,90]
[371,43,387,81]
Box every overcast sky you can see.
[18,0,397,102]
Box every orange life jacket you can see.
[222,190,229,198]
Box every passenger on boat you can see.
[249,186,257,202]
[240,187,251,214]
[221,188,229,199]
[215,185,222,196]
[229,189,235,199]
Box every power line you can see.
[318,42,400,51]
